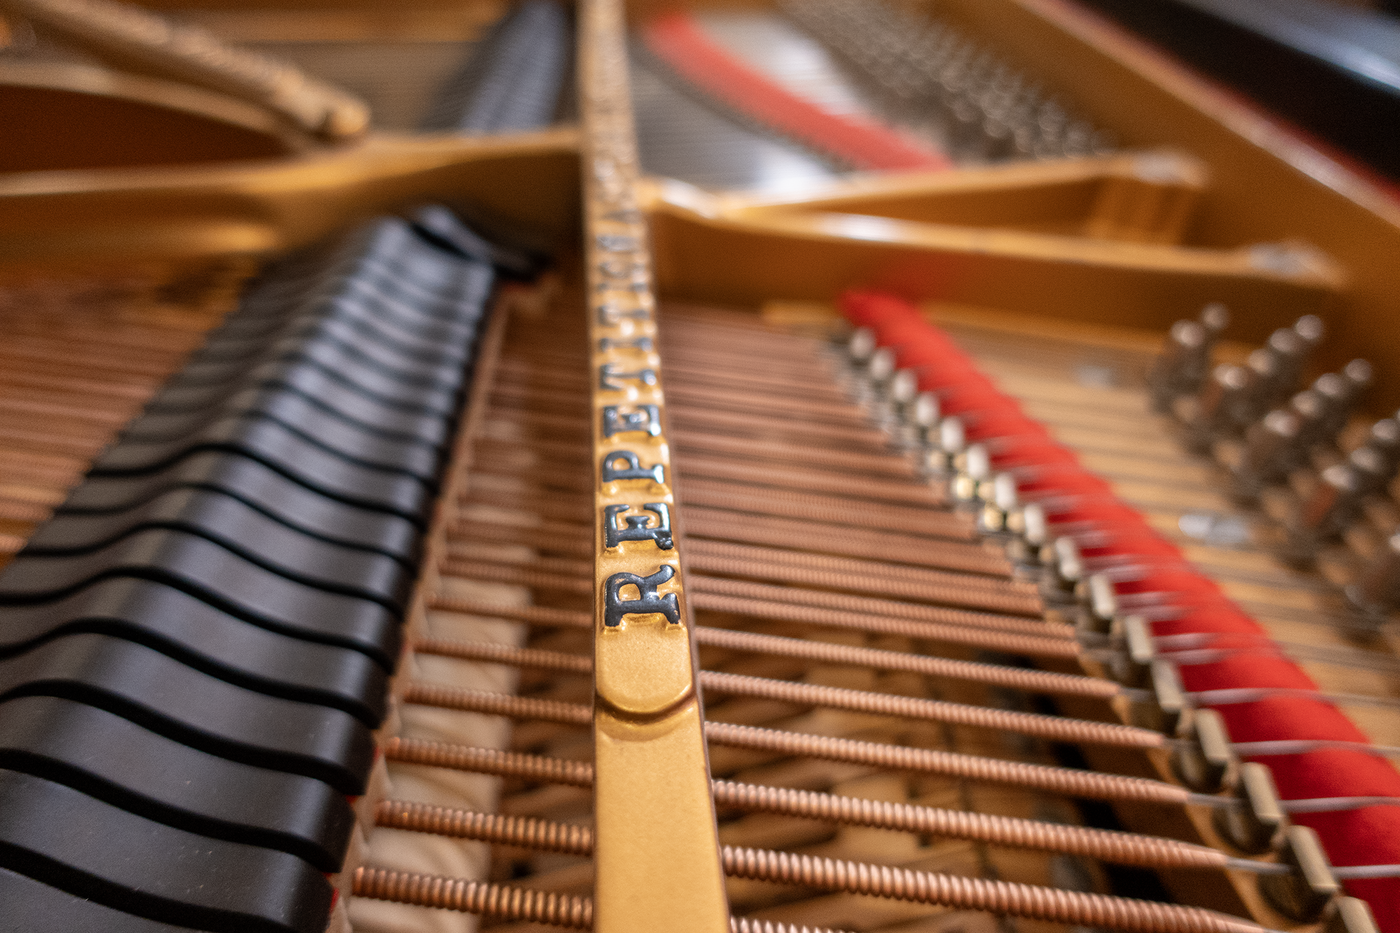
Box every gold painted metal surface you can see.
[0,128,580,264]
[642,180,1343,333]
[711,149,1210,245]
[581,0,730,929]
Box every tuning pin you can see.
[1148,320,1209,412]
[848,346,896,405]
[1294,374,1350,453]
[980,114,1017,161]
[1346,530,1400,622]
[1365,417,1400,476]
[1184,363,1251,451]
[1253,315,1322,401]
[1347,444,1396,498]
[1284,388,1328,455]
[875,367,920,438]
[1198,301,1230,335]
[1292,313,1325,348]
[1061,119,1095,158]
[1231,347,1284,427]
[1283,463,1363,565]
[1231,408,1303,501]
[1347,418,1400,502]
[888,369,918,405]
[1251,327,1309,410]
[1315,360,1373,441]
[1264,313,1321,391]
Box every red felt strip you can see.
[840,288,1400,930]
[642,11,953,173]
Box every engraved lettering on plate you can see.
[601,450,665,484]
[602,404,661,438]
[599,364,658,391]
[599,336,654,352]
[596,233,640,252]
[603,503,673,550]
[598,258,644,276]
[596,258,648,292]
[603,566,680,628]
[597,303,648,326]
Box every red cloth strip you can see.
[641,11,952,173]
[841,288,1400,930]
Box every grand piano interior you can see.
[1,0,1400,932]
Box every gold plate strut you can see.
[581,0,731,928]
